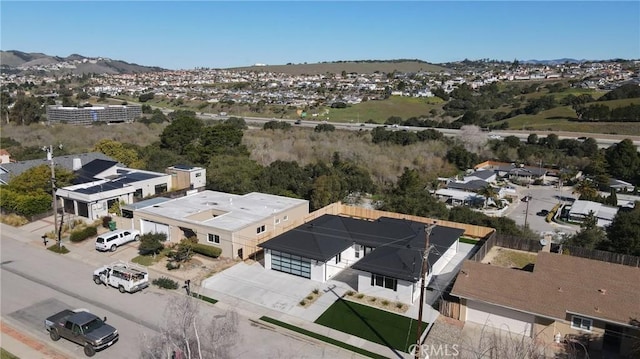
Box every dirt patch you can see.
[150,255,238,285]
[482,246,537,270]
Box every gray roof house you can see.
[0,152,117,185]
[259,215,464,303]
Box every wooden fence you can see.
[564,245,640,267]
[439,298,460,320]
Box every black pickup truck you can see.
[44,309,118,357]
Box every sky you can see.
[1,1,639,70]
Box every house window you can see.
[207,234,220,244]
[275,218,280,225]
[371,273,397,291]
[256,225,266,234]
[283,215,289,221]
[571,316,592,331]
[335,253,341,264]
[354,245,361,258]
[195,172,202,177]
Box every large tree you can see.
[160,115,204,155]
[605,139,640,182]
[603,207,640,256]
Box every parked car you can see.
[93,261,149,293]
[521,195,532,202]
[95,229,140,252]
[537,209,550,217]
[45,309,118,357]
[294,119,301,124]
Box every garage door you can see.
[140,220,170,241]
[270,250,311,279]
[466,300,533,336]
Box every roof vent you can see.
[558,287,563,292]
[598,288,607,295]
[594,306,600,312]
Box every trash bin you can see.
[108,221,117,231]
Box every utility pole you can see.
[415,223,436,359]
[46,145,60,249]
[524,194,531,228]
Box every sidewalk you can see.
[1,320,68,359]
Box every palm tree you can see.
[478,185,498,208]
[573,180,598,200]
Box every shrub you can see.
[192,243,222,258]
[69,226,98,242]
[382,300,390,306]
[395,302,403,309]
[356,293,365,299]
[299,300,306,306]
[47,244,69,254]
[306,295,314,300]
[139,233,166,255]
[346,291,355,296]
[369,297,376,302]
[152,277,178,289]
[102,216,112,229]
[312,288,319,294]
[166,261,181,270]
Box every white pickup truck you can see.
[93,261,149,293]
[95,229,140,252]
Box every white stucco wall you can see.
[431,240,458,275]
[465,300,534,336]
[355,269,417,303]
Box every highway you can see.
[0,224,356,359]
[184,109,640,150]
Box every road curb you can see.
[1,320,69,359]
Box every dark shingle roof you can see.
[447,180,489,191]
[259,215,464,281]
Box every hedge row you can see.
[69,226,98,242]
[192,243,222,258]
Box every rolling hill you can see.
[0,50,166,75]
[228,60,450,75]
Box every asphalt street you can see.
[0,225,361,359]
[504,185,579,236]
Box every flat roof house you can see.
[451,252,640,357]
[568,200,619,228]
[131,190,309,259]
[259,215,464,304]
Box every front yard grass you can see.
[314,298,427,353]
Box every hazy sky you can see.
[1,1,639,70]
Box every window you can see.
[571,316,592,331]
[256,225,266,234]
[275,218,280,225]
[371,273,397,291]
[195,172,202,177]
[283,215,288,221]
[208,234,220,244]
[354,244,362,258]
[335,252,341,264]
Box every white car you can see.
[93,261,149,293]
[95,229,140,252]
[489,134,502,140]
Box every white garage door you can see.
[140,220,170,241]
[466,300,533,337]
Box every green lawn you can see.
[326,96,444,124]
[314,299,427,353]
[1,348,20,359]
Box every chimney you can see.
[72,158,82,171]
[598,288,607,295]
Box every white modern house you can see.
[568,200,619,228]
[259,215,464,304]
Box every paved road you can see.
[0,225,359,359]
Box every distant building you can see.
[46,105,142,125]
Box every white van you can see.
[95,229,140,252]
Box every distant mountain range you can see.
[522,58,590,65]
[0,50,165,75]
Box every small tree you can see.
[168,237,197,263]
[140,296,238,359]
[138,233,166,257]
